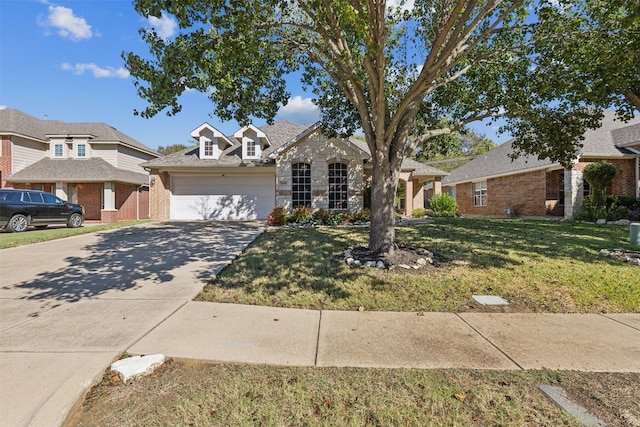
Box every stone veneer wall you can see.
[275,133,365,211]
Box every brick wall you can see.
[576,158,636,197]
[0,137,11,188]
[149,170,171,221]
[115,184,138,221]
[78,183,103,220]
[11,183,54,193]
[452,170,548,216]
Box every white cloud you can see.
[387,0,415,13]
[40,5,92,41]
[61,63,130,79]
[276,96,321,124]
[147,12,178,40]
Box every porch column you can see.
[405,179,414,214]
[433,178,442,195]
[101,182,117,223]
[54,182,67,200]
[412,179,425,211]
[564,168,584,218]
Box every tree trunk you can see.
[369,160,400,255]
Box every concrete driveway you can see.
[0,221,264,427]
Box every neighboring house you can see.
[142,120,448,221]
[0,109,160,222]
[442,112,640,218]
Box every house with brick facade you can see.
[441,111,640,218]
[142,120,448,221]
[0,108,160,222]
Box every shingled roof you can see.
[0,108,158,156]
[443,111,640,185]
[5,158,149,185]
[141,120,314,168]
[142,120,448,178]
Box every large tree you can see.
[124,0,637,255]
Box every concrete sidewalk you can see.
[130,303,640,372]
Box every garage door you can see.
[171,175,275,220]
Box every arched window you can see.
[328,162,348,210]
[292,163,311,208]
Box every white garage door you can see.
[171,174,275,220]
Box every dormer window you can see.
[234,124,271,160]
[204,139,214,157]
[54,143,64,158]
[77,143,87,158]
[246,139,256,157]
[191,122,233,160]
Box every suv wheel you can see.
[67,213,84,228]
[7,214,29,232]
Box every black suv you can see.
[0,189,85,232]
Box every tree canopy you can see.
[156,143,190,155]
[124,0,638,254]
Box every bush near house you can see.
[266,207,371,226]
[427,193,458,216]
[412,207,429,218]
[576,195,640,222]
[267,206,288,226]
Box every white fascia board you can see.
[234,124,271,148]
[445,163,564,185]
[190,122,233,147]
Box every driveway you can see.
[0,221,264,427]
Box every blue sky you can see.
[0,0,511,151]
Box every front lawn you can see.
[197,218,639,313]
[0,221,150,249]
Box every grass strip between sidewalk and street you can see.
[69,361,640,427]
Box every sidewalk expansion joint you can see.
[598,313,640,332]
[314,309,323,367]
[125,299,191,352]
[454,313,524,370]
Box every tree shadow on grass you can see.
[401,218,632,268]
[7,222,264,309]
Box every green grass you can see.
[0,220,150,249]
[197,218,640,313]
[71,361,639,427]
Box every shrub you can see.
[327,210,347,225]
[411,208,428,218]
[349,208,371,223]
[312,209,331,225]
[583,162,618,207]
[267,206,287,226]
[288,206,313,224]
[575,195,640,221]
[428,193,458,215]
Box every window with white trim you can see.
[328,162,348,210]
[54,144,64,158]
[77,143,86,158]
[292,163,311,208]
[246,139,256,157]
[473,181,487,206]
[204,139,214,157]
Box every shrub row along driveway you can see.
[0,221,264,427]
